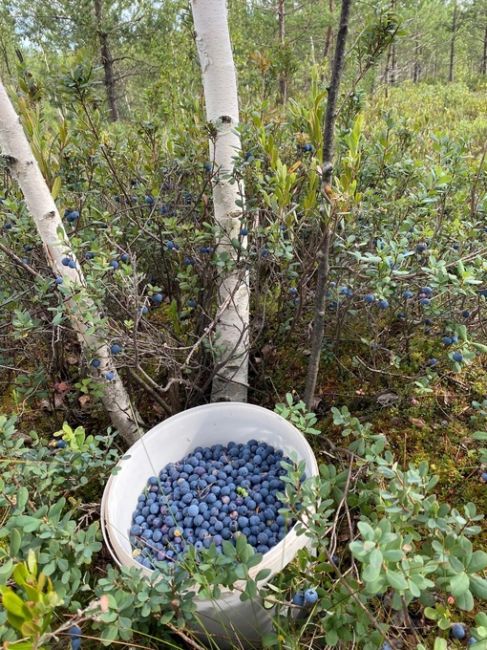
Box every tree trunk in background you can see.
[191,0,249,403]
[413,36,420,82]
[482,24,487,76]
[448,1,457,82]
[278,0,287,103]
[323,0,334,59]
[0,79,141,445]
[304,0,352,409]
[389,43,397,84]
[94,0,118,121]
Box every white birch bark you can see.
[0,79,141,446]
[191,0,250,402]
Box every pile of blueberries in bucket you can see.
[129,439,300,569]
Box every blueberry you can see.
[416,243,427,253]
[426,358,438,367]
[110,343,122,355]
[402,290,414,299]
[452,351,463,362]
[377,298,389,309]
[69,625,82,640]
[303,143,314,153]
[109,259,119,270]
[54,276,63,285]
[68,260,76,269]
[442,336,453,346]
[451,624,466,640]
[152,293,164,304]
[104,371,115,381]
[292,591,305,606]
[420,286,433,296]
[363,294,375,303]
[56,440,67,449]
[85,251,95,260]
[130,525,142,536]
[188,504,199,517]
[65,210,80,223]
[304,588,318,605]
[480,472,487,483]
[462,310,470,318]
[120,253,130,263]
[467,638,478,646]
[166,240,178,251]
[240,227,248,236]
[139,306,149,315]
[61,257,71,266]
[90,359,101,369]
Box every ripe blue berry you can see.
[240,227,248,236]
[303,143,314,152]
[426,358,438,367]
[451,623,466,640]
[462,310,470,318]
[152,293,164,304]
[62,257,71,266]
[363,294,375,303]
[56,440,67,449]
[104,371,115,381]
[480,472,487,483]
[442,336,453,346]
[110,343,122,355]
[402,290,414,299]
[452,351,463,363]
[304,588,318,605]
[292,591,305,606]
[65,210,80,223]
[91,358,101,369]
[85,251,95,260]
[120,253,130,263]
[377,299,389,309]
[109,260,119,270]
[416,243,427,253]
[54,276,63,285]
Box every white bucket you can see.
[101,402,319,647]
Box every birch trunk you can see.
[191,0,249,403]
[0,79,141,446]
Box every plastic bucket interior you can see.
[101,402,319,647]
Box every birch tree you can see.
[0,78,141,446]
[191,0,249,403]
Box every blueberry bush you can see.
[1,0,486,648]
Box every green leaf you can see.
[17,487,28,512]
[468,551,487,573]
[100,624,120,645]
[0,559,14,584]
[433,639,447,650]
[470,576,487,600]
[357,521,375,541]
[455,589,474,611]
[363,548,383,582]
[2,588,25,617]
[450,572,470,597]
[386,570,408,591]
[10,529,22,557]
